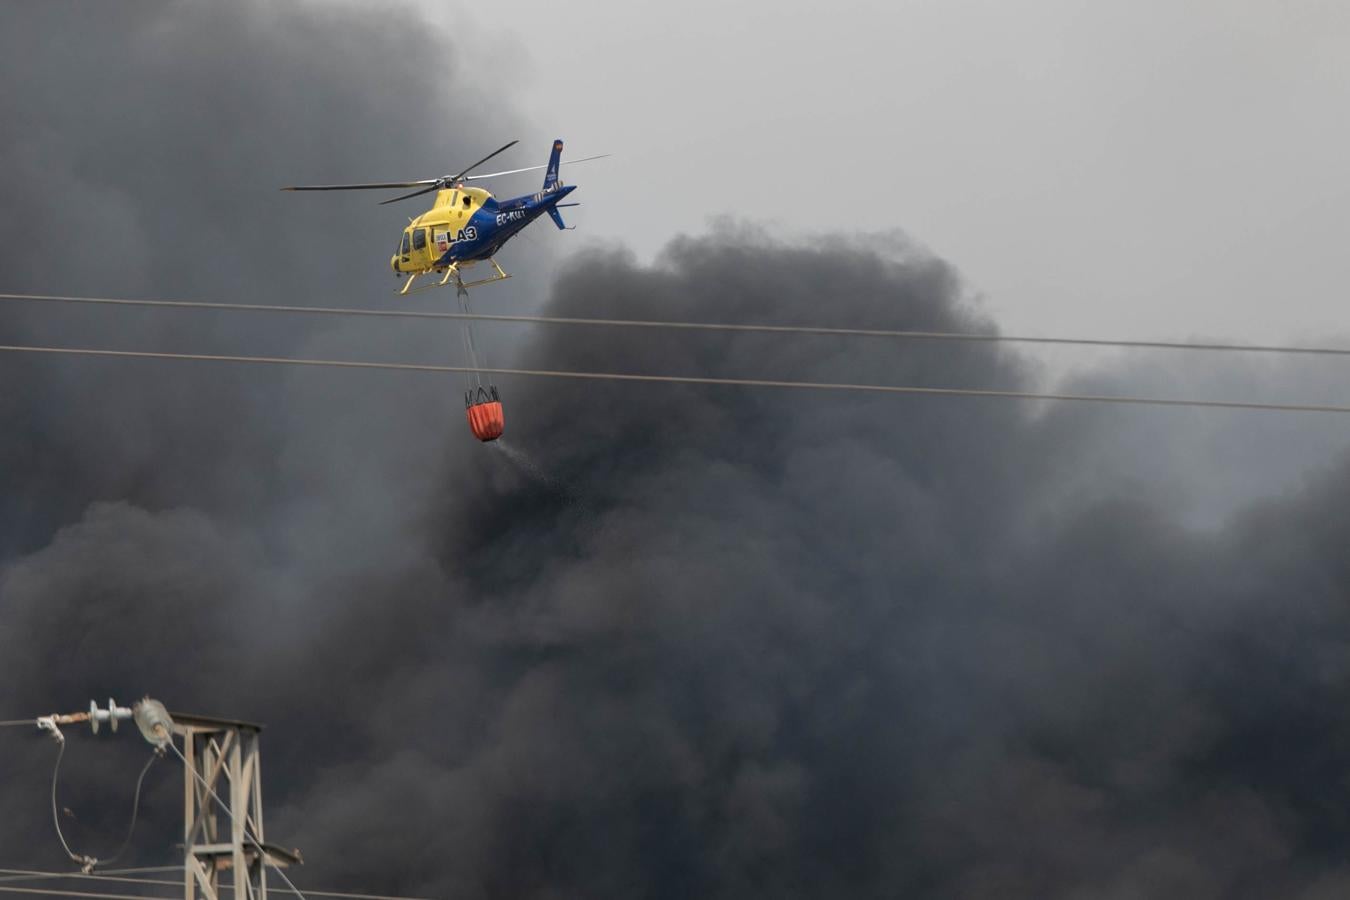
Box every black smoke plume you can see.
[6,4,1350,899]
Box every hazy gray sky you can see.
[466,1,1350,343]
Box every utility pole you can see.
[29,700,301,900]
[175,713,301,900]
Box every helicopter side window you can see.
[412,228,426,251]
[400,232,411,255]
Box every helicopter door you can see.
[398,230,412,267]
[409,225,431,268]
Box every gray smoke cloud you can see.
[6,4,1350,899]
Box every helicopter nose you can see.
[390,254,401,274]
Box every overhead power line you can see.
[284,889,440,900]
[3,291,1349,358]
[0,886,172,900]
[0,873,176,889]
[0,870,180,887]
[0,872,432,900]
[3,342,1350,415]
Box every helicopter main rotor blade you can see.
[448,140,519,183]
[283,141,523,199]
[377,183,444,206]
[280,180,439,192]
[463,154,612,182]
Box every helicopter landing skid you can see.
[398,259,511,297]
[450,258,512,293]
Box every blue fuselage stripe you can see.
[435,184,577,265]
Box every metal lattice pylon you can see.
[176,714,300,900]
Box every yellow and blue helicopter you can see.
[282,138,605,295]
[282,139,605,443]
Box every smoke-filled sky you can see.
[5,3,1350,898]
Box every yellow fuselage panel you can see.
[394,188,494,273]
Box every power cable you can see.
[285,889,440,900]
[0,873,174,889]
[94,754,159,870]
[0,873,433,900]
[0,870,180,887]
[48,741,89,871]
[0,886,174,900]
[4,291,1350,358]
[3,342,1350,416]
[47,741,160,873]
[1,720,37,728]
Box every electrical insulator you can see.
[134,698,174,749]
[90,698,133,734]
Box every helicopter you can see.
[281,139,605,295]
[281,139,606,443]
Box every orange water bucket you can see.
[465,385,504,442]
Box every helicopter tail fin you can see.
[542,139,564,190]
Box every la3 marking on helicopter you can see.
[282,138,607,296]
